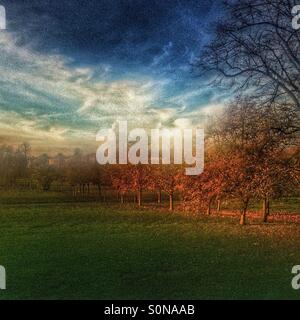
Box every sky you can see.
[0,0,228,154]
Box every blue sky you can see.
[0,0,228,153]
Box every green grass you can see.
[0,195,300,300]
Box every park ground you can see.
[0,191,299,300]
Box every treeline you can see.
[1,101,299,225]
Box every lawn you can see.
[0,194,299,300]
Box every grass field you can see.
[0,192,299,300]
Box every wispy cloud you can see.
[0,32,192,151]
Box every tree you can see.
[252,148,298,222]
[181,154,238,216]
[128,165,149,207]
[209,99,298,224]
[66,149,86,196]
[156,165,181,211]
[197,0,300,117]
[146,166,164,204]
[0,145,15,187]
[90,164,111,200]
[110,165,131,204]
[226,153,257,225]
[18,142,31,168]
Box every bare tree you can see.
[197,0,300,116]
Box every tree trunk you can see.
[169,193,174,211]
[137,189,142,207]
[262,197,271,223]
[120,194,124,204]
[239,199,249,226]
[262,197,269,222]
[157,190,162,204]
[240,210,246,226]
[206,198,212,215]
[217,199,221,213]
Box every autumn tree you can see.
[181,155,235,216]
[252,148,298,222]
[156,165,182,211]
[226,153,257,225]
[209,99,298,224]
[146,165,165,204]
[110,165,132,204]
[128,165,149,207]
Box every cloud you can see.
[0,32,188,151]
[0,26,225,153]
[0,110,69,142]
[174,118,192,129]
